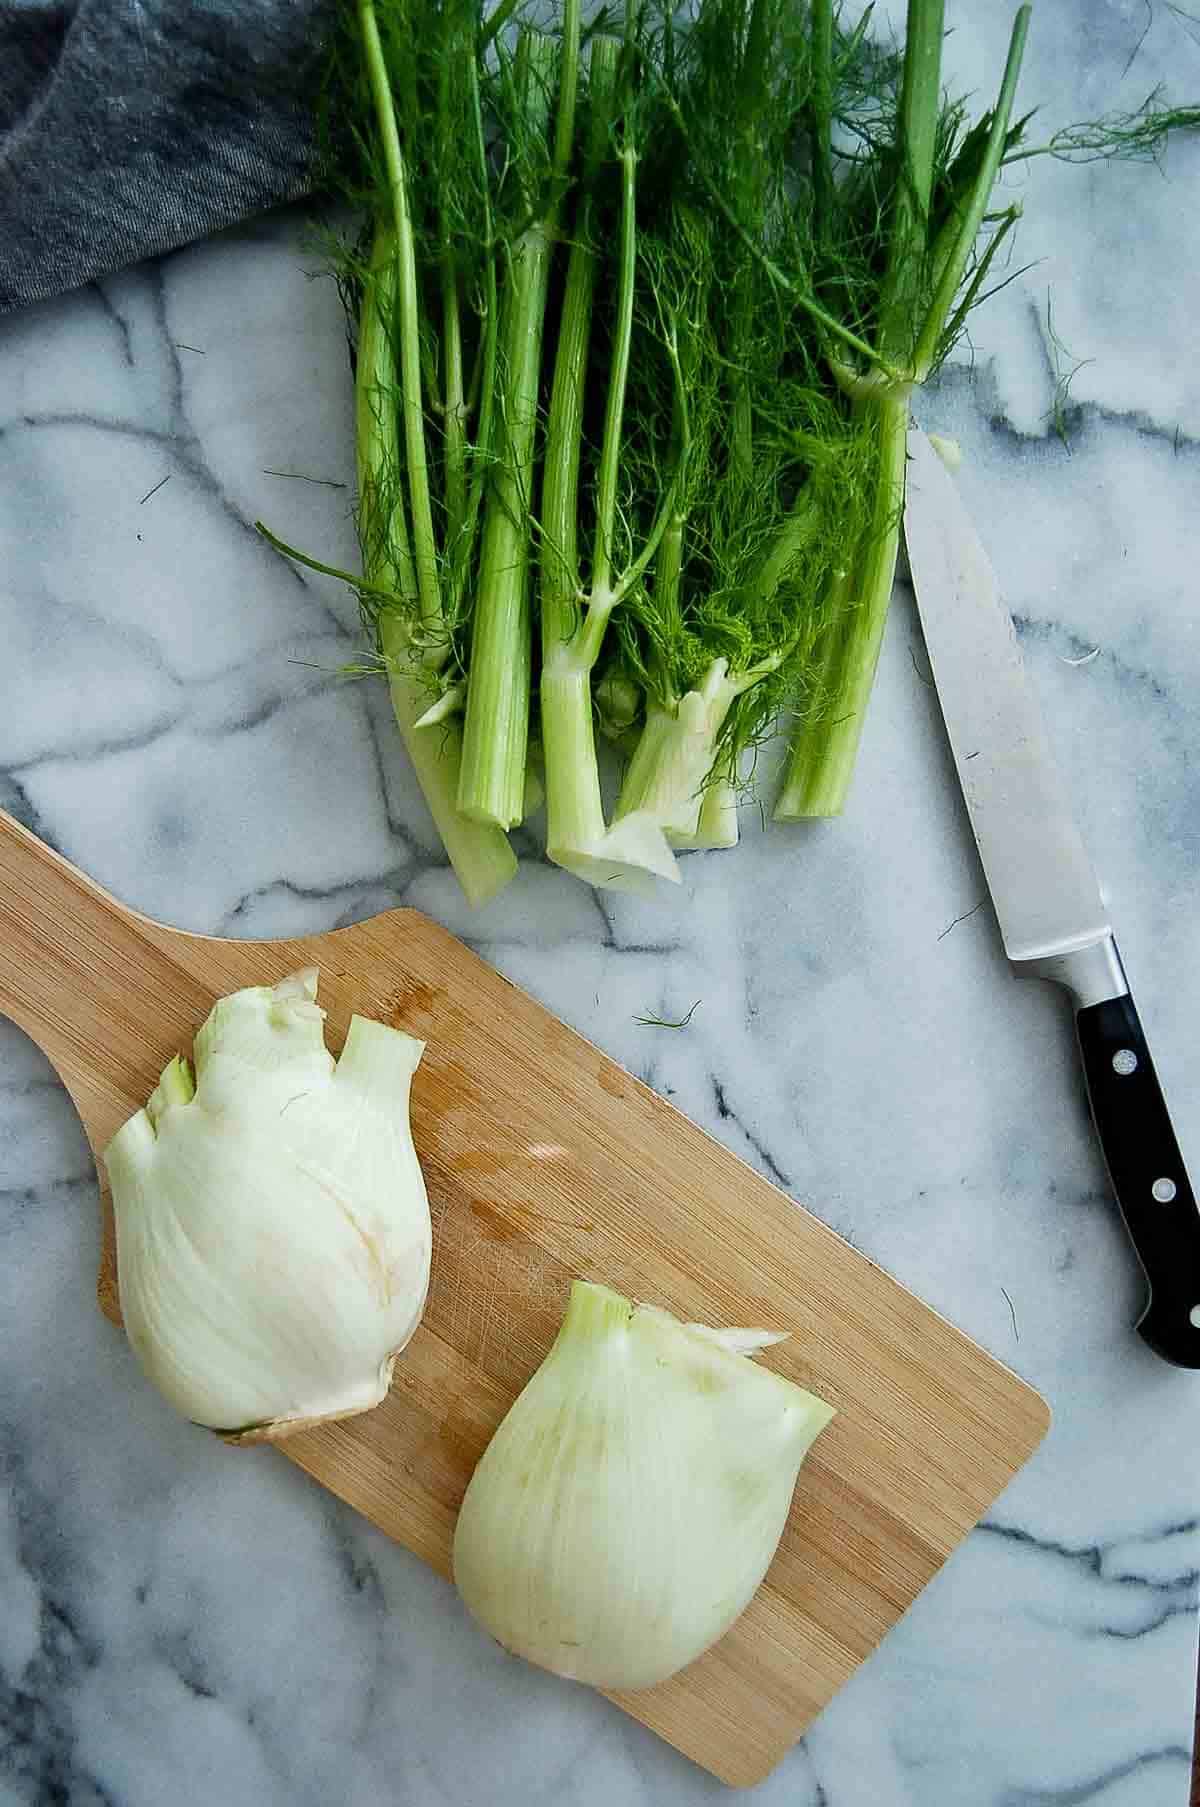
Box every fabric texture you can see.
[0,0,331,313]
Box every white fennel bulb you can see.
[453,1280,834,1689]
[103,969,431,1440]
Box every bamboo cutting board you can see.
[0,811,1049,1786]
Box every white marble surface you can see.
[3,7,1200,1801]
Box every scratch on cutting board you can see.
[428,1190,452,1256]
[477,1256,498,1364]
[435,1212,466,1346]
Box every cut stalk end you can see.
[541,659,678,892]
[387,652,518,905]
[548,817,681,896]
[671,769,740,850]
[773,747,856,821]
[615,663,741,841]
[776,397,909,819]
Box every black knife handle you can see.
[1076,992,1200,1367]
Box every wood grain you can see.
[0,812,1050,1787]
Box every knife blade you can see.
[904,425,1200,1367]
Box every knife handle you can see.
[1075,992,1200,1367]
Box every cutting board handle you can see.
[0,810,214,1144]
[0,811,160,1050]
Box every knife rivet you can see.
[1190,1306,1200,1330]
[1152,1177,1177,1204]
[1112,1048,1138,1076]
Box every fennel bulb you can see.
[104,970,431,1441]
[453,1280,834,1690]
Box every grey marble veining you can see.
[3,5,1200,1801]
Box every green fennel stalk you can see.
[775,0,1029,818]
[538,28,685,887]
[357,4,518,898]
[457,4,583,828]
[602,0,874,858]
[262,0,1198,901]
[360,228,518,899]
[613,0,1190,843]
[260,0,518,903]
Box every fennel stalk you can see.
[457,1,584,828]
[538,31,683,886]
[776,0,1030,817]
[264,0,1198,897]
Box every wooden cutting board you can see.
[0,811,1049,1786]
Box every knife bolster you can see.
[1020,934,1128,1010]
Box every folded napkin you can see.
[0,0,331,313]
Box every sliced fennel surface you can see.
[453,1280,834,1690]
[104,970,432,1441]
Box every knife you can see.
[903,425,1200,1368]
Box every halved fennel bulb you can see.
[103,969,431,1441]
[453,1280,835,1689]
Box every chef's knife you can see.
[904,425,1199,1367]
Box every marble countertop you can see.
[2,6,1199,1802]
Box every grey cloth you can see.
[0,0,332,313]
